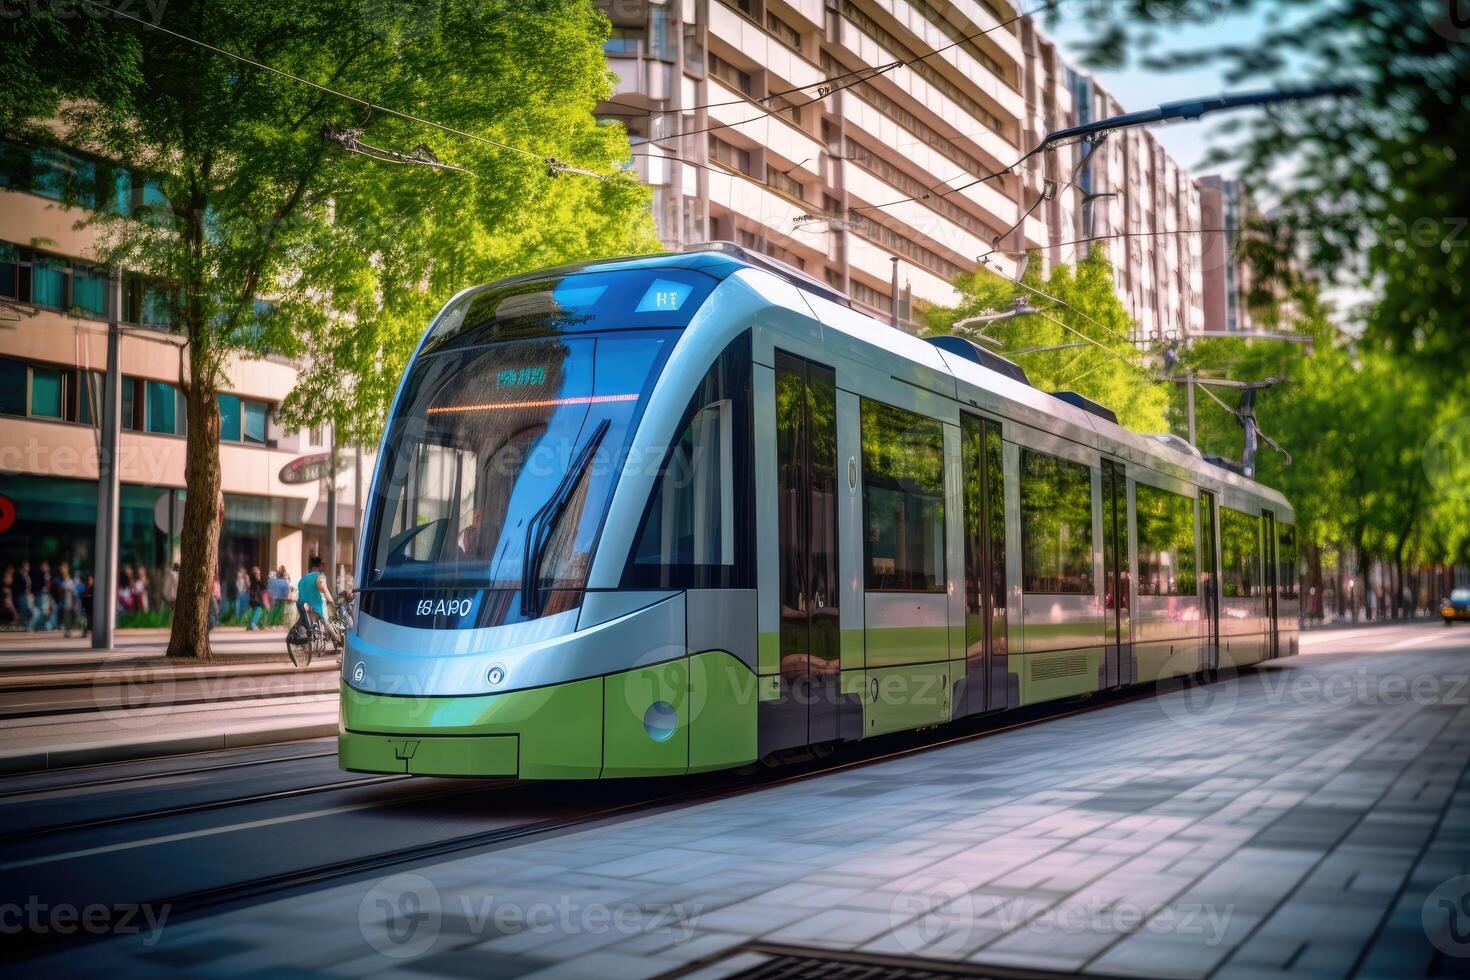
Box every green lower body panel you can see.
[863,662,952,736]
[688,651,758,773]
[1016,648,1103,705]
[340,677,602,779]
[340,652,761,780]
[340,731,518,776]
[603,660,690,778]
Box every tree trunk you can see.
[166,380,223,661]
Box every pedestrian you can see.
[55,562,79,637]
[246,566,266,630]
[267,565,292,629]
[0,566,17,628]
[16,561,34,627]
[117,565,135,616]
[79,574,94,636]
[208,574,221,629]
[28,560,54,631]
[234,565,249,621]
[163,562,179,610]
[134,566,151,614]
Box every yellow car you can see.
[1442,588,1470,625]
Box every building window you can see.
[1220,507,1260,598]
[30,253,65,309]
[766,165,804,201]
[684,25,703,72]
[146,380,182,435]
[71,263,108,318]
[766,10,801,48]
[625,333,754,589]
[604,26,644,55]
[30,367,63,419]
[243,400,268,444]
[218,393,270,444]
[124,274,174,329]
[1020,449,1094,594]
[708,52,752,95]
[0,358,25,416]
[649,5,673,59]
[861,400,945,592]
[1135,483,1197,596]
[709,136,752,175]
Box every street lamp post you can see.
[92,270,123,650]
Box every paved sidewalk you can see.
[0,626,299,671]
[0,692,338,773]
[26,622,1470,978]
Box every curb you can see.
[0,721,339,775]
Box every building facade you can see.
[599,0,1217,341]
[0,138,365,617]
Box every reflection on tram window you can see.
[861,401,945,592]
[1277,522,1300,600]
[1135,483,1197,596]
[625,333,753,589]
[1020,449,1094,594]
[1219,507,1262,598]
[367,333,673,600]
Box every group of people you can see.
[220,564,306,631]
[0,561,94,636]
[2,554,350,641]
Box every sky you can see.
[1045,4,1282,174]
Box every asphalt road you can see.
[1,619,1463,971]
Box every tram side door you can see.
[961,415,1008,714]
[774,352,841,750]
[1200,491,1221,670]
[1262,509,1280,659]
[1101,459,1130,687]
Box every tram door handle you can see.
[813,591,825,609]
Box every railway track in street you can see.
[0,668,1226,962]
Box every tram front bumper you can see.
[338,679,603,779]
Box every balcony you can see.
[705,78,823,180]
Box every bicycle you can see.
[285,600,349,667]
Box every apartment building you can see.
[1198,175,1254,334]
[599,0,1037,328]
[598,0,1216,339]
[0,138,364,602]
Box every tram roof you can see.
[458,248,1290,513]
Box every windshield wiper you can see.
[520,418,611,618]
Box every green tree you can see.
[1058,0,1470,378]
[2,0,656,658]
[925,246,1172,433]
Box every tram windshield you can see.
[366,331,675,605]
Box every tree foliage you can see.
[1056,0,1470,377]
[1,0,658,656]
[925,246,1172,433]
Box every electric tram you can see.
[339,244,1299,778]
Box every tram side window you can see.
[1135,483,1197,596]
[861,401,946,592]
[1278,523,1299,600]
[1219,507,1261,598]
[625,333,753,588]
[1020,449,1094,594]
